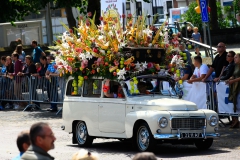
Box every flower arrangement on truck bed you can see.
[51,12,186,95]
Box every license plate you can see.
[180,132,203,138]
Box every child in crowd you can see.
[35,63,41,73]
[192,27,202,56]
[35,63,42,79]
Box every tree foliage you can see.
[234,0,240,14]
[181,2,202,29]
[0,0,45,24]
[2,0,88,21]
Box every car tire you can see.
[195,138,213,150]
[75,121,93,147]
[134,122,156,152]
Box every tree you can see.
[209,0,218,29]
[3,0,92,30]
[181,2,202,29]
[0,0,46,24]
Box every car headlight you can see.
[209,115,218,126]
[158,117,168,128]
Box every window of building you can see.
[136,2,142,16]
[166,1,173,14]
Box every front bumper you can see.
[154,132,220,140]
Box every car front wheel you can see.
[134,123,155,151]
[75,121,93,147]
[195,138,213,150]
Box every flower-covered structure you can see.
[51,12,184,94]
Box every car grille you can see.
[171,118,206,129]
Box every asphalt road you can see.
[0,108,240,160]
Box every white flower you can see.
[99,50,106,54]
[117,68,127,80]
[135,61,141,69]
[85,52,93,60]
[62,43,69,49]
[171,55,184,68]
[142,61,148,69]
[143,29,152,37]
[79,53,86,60]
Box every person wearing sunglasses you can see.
[202,42,228,82]
[219,51,236,81]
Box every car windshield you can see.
[123,75,179,97]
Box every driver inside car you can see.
[103,79,125,98]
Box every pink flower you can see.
[127,13,132,18]
[79,15,83,20]
[81,59,88,68]
[114,60,119,66]
[76,48,82,53]
[94,58,102,66]
[87,12,92,17]
[86,20,90,26]
[147,62,154,69]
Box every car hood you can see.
[127,97,198,111]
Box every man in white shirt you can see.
[188,56,212,83]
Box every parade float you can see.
[52,11,187,95]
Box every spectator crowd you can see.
[0,40,60,112]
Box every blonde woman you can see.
[15,44,26,64]
[226,53,240,128]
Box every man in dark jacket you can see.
[21,122,56,160]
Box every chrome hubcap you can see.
[138,126,149,151]
[76,122,87,144]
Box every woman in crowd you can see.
[15,44,26,64]
[226,53,240,128]
[18,55,39,109]
[217,51,235,81]
[2,56,14,108]
[19,55,36,77]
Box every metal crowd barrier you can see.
[0,75,31,107]
[0,75,66,115]
[175,80,233,127]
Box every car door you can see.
[99,98,126,133]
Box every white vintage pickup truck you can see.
[62,75,220,151]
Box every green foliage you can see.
[181,1,239,29]
[2,0,90,24]
[216,1,229,28]
[217,1,239,28]
[234,0,240,14]
[180,2,202,30]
